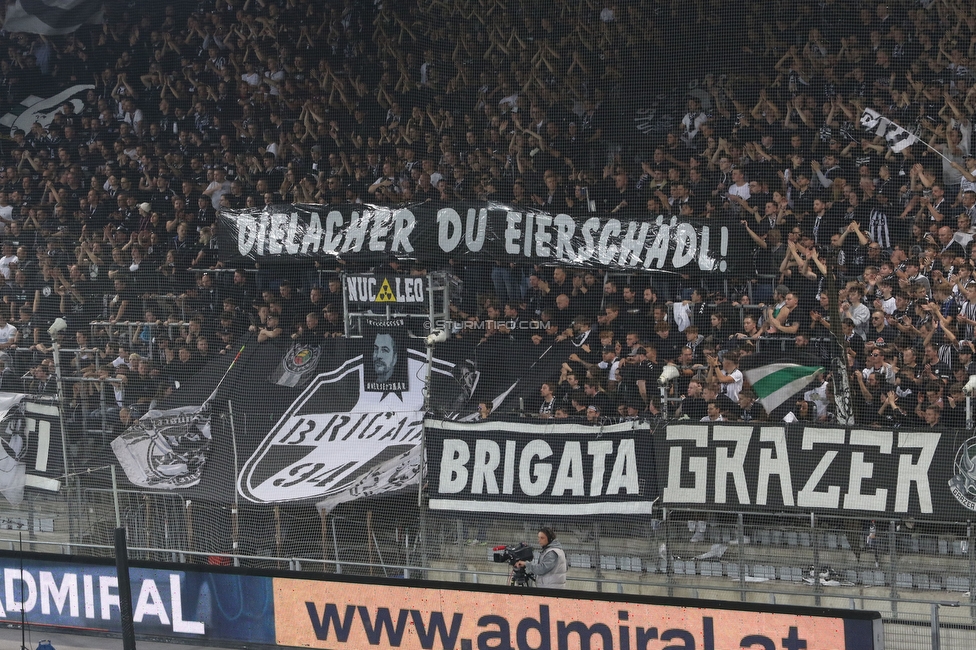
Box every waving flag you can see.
[5,0,104,35]
[860,108,919,153]
[859,108,884,131]
[112,346,244,490]
[741,357,823,415]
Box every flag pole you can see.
[824,245,853,425]
[227,400,240,567]
[202,344,246,407]
[916,138,954,165]
[860,107,956,164]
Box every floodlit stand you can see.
[658,364,680,421]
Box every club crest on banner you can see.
[949,436,976,512]
[240,349,453,503]
[270,343,322,388]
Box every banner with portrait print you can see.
[364,318,410,394]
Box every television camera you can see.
[492,542,535,587]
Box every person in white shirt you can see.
[203,167,232,210]
[240,62,260,87]
[700,401,726,422]
[727,169,751,202]
[0,242,18,280]
[0,311,18,364]
[709,350,743,404]
[841,285,871,339]
[0,192,13,228]
[597,346,621,386]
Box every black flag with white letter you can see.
[0,394,62,505]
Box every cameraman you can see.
[515,527,567,589]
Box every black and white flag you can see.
[860,108,919,153]
[111,404,213,490]
[0,394,62,505]
[882,123,918,153]
[4,0,104,35]
[859,108,884,131]
[111,346,245,490]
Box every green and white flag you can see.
[742,361,823,414]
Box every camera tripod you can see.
[510,565,536,587]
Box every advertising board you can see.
[0,550,883,649]
[274,576,882,650]
[0,552,274,645]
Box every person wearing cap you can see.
[956,341,976,375]
[584,403,604,424]
[596,345,621,388]
[708,350,743,407]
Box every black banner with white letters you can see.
[217,202,732,274]
[345,274,428,304]
[655,423,976,520]
[425,418,657,516]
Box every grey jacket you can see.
[526,539,567,589]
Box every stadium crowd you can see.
[0,0,975,433]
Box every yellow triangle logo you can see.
[375,278,397,302]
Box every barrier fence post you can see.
[111,465,121,528]
[968,522,975,622]
[330,516,342,574]
[594,521,603,593]
[114,527,137,650]
[930,602,941,650]
[227,403,241,567]
[811,512,822,607]
[661,508,673,597]
[737,512,745,601]
[185,500,194,564]
[319,511,330,573]
[889,519,898,618]
[456,518,465,581]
